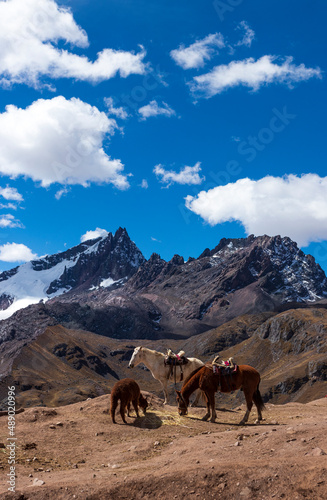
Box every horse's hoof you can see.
[255,419,261,424]
[238,421,246,426]
[201,416,210,421]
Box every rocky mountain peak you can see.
[0,227,145,319]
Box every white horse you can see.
[128,346,204,405]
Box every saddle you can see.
[211,355,237,375]
[164,349,189,383]
[164,349,188,366]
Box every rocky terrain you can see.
[0,393,326,499]
[1,231,327,382]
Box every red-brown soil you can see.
[1,393,327,499]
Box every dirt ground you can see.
[0,392,327,499]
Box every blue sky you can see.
[0,0,326,272]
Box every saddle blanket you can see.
[212,363,238,375]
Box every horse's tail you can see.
[110,392,119,423]
[253,382,265,412]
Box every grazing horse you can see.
[176,364,265,425]
[128,346,204,404]
[110,378,148,424]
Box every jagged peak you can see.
[169,254,184,266]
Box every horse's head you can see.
[176,390,188,416]
[139,393,148,414]
[128,346,142,368]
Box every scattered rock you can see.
[23,442,37,450]
[240,487,252,497]
[306,447,326,456]
[33,478,45,486]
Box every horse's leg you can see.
[191,389,203,407]
[120,401,127,424]
[127,401,131,417]
[160,379,169,405]
[239,388,253,425]
[253,386,264,424]
[132,398,140,418]
[208,391,217,423]
[201,393,211,421]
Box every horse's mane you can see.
[181,365,204,386]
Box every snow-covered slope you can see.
[0,227,145,319]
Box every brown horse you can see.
[176,364,265,425]
[110,378,148,424]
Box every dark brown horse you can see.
[176,364,265,425]
[110,378,148,424]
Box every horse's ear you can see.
[176,390,181,396]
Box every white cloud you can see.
[170,33,225,70]
[0,242,37,262]
[154,162,205,187]
[55,187,70,200]
[140,179,149,189]
[0,203,18,210]
[0,0,147,88]
[190,56,322,97]
[235,21,255,48]
[104,97,129,120]
[0,186,23,201]
[81,228,108,243]
[0,214,24,229]
[138,100,176,120]
[0,96,130,189]
[185,174,327,247]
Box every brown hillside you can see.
[2,308,327,410]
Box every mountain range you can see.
[0,227,327,406]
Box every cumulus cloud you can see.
[185,174,327,246]
[104,97,129,120]
[0,214,24,229]
[154,162,205,187]
[0,96,130,189]
[140,179,149,189]
[81,228,108,242]
[170,33,225,70]
[0,203,18,210]
[235,21,255,48]
[190,56,322,97]
[0,0,147,88]
[0,186,23,201]
[0,242,37,262]
[138,100,176,120]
